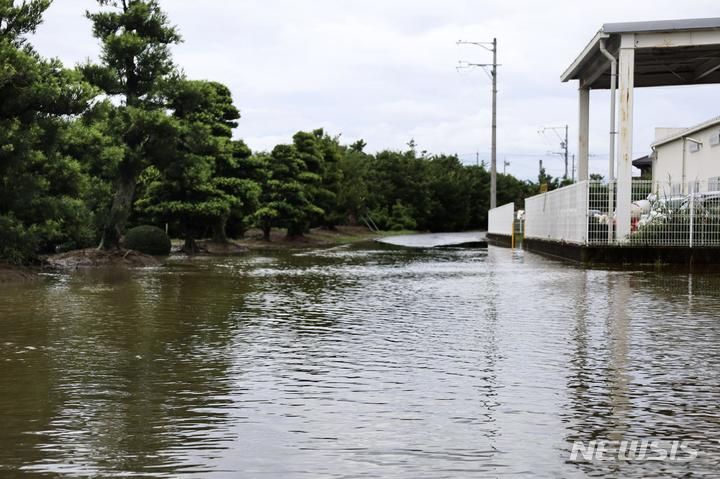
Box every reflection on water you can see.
[1,244,720,477]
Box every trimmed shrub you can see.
[121,226,171,256]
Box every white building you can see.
[651,117,720,193]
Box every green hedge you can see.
[121,226,171,256]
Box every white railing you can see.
[488,202,515,237]
[522,179,720,247]
[524,181,589,244]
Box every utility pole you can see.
[539,124,569,180]
[490,38,497,209]
[564,124,569,180]
[503,159,510,174]
[458,38,499,209]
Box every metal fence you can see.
[524,181,589,244]
[488,202,515,237]
[523,179,720,247]
[588,179,720,247]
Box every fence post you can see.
[690,185,694,248]
[585,180,590,245]
[608,181,615,244]
[511,217,515,249]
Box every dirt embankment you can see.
[190,241,249,255]
[0,264,39,283]
[46,248,162,270]
[235,225,380,250]
[169,226,382,254]
[1,227,396,279]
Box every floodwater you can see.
[1,241,720,478]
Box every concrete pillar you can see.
[616,34,635,241]
[578,87,590,181]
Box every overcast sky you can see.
[30,0,720,180]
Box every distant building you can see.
[650,117,720,192]
[632,154,652,179]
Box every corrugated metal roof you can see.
[652,116,720,148]
[603,18,720,34]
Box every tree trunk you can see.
[98,175,136,251]
[182,234,198,255]
[286,223,305,239]
[212,219,228,244]
[262,225,271,242]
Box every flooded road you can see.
[376,231,485,248]
[1,243,720,477]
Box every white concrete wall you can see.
[488,202,515,237]
[524,181,589,244]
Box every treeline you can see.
[0,0,548,264]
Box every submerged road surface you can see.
[376,231,486,248]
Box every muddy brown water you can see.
[1,241,719,478]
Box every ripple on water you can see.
[1,245,720,477]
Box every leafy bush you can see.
[0,215,40,265]
[389,202,417,231]
[367,202,417,231]
[631,209,720,246]
[121,226,171,256]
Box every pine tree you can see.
[255,144,322,240]
[0,0,96,263]
[82,0,181,250]
[213,139,262,242]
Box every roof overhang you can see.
[632,155,652,168]
[561,18,720,89]
[651,116,720,148]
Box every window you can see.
[711,130,720,147]
[689,141,702,153]
[710,177,720,192]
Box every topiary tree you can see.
[121,225,171,255]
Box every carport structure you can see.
[561,18,720,239]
